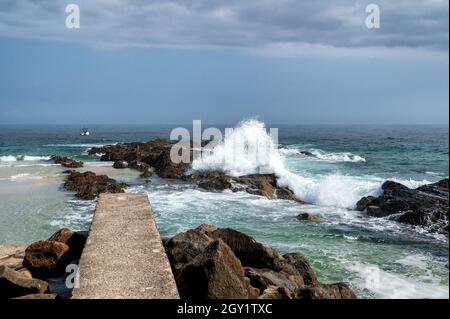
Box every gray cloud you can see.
[0,0,448,57]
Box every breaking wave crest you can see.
[192,120,427,209]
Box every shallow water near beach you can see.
[0,123,448,299]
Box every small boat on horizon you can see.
[80,128,90,136]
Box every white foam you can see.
[191,120,432,209]
[23,156,51,161]
[348,262,449,299]
[192,119,284,177]
[278,148,366,163]
[0,155,51,162]
[0,155,18,162]
[9,173,43,181]
[311,150,366,163]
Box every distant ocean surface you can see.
[0,123,448,299]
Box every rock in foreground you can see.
[64,171,128,200]
[23,241,70,278]
[356,179,449,235]
[164,224,356,299]
[0,266,49,299]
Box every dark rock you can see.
[48,228,87,260]
[188,171,232,191]
[113,160,128,169]
[164,228,213,277]
[233,174,277,199]
[207,228,284,270]
[258,285,292,299]
[356,179,449,234]
[176,239,257,299]
[165,224,355,299]
[297,212,320,222]
[0,265,49,299]
[244,267,303,294]
[64,171,128,200]
[23,241,70,278]
[51,156,83,168]
[295,283,357,299]
[300,151,316,157]
[282,253,318,286]
[355,196,376,211]
[12,293,59,299]
[140,167,154,178]
[275,188,296,200]
[152,149,189,179]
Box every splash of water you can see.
[192,120,429,209]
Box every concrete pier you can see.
[71,193,179,299]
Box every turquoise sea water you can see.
[0,124,448,298]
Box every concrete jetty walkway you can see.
[72,193,179,299]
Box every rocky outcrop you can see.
[89,140,189,179]
[113,160,128,169]
[51,156,83,168]
[64,171,128,200]
[356,179,449,235]
[164,225,356,299]
[295,283,356,299]
[297,212,320,222]
[47,228,87,260]
[300,151,316,157]
[177,239,259,299]
[89,140,299,200]
[187,171,298,201]
[1,228,86,299]
[23,241,70,278]
[0,266,49,299]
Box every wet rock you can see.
[113,160,128,169]
[189,171,232,191]
[295,283,357,299]
[258,285,292,299]
[297,212,321,222]
[300,151,316,157]
[244,267,302,294]
[23,241,70,278]
[166,225,356,299]
[207,228,284,270]
[51,156,83,168]
[275,188,297,201]
[177,239,257,299]
[0,265,49,299]
[152,150,189,179]
[233,174,277,199]
[48,228,87,260]
[282,253,318,285]
[140,166,154,178]
[64,171,128,200]
[356,179,449,234]
[164,229,213,277]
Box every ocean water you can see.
[0,123,448,299]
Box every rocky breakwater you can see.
[89,139,189,179]
[63,171,128,200]
[51,156,83,168]
[164,224,356,299]
[89,140,298,201]
[0,228,87,299]
[356,179,449,235]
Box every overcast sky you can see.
[0,0,448,124]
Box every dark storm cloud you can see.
[0,0,448,56]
